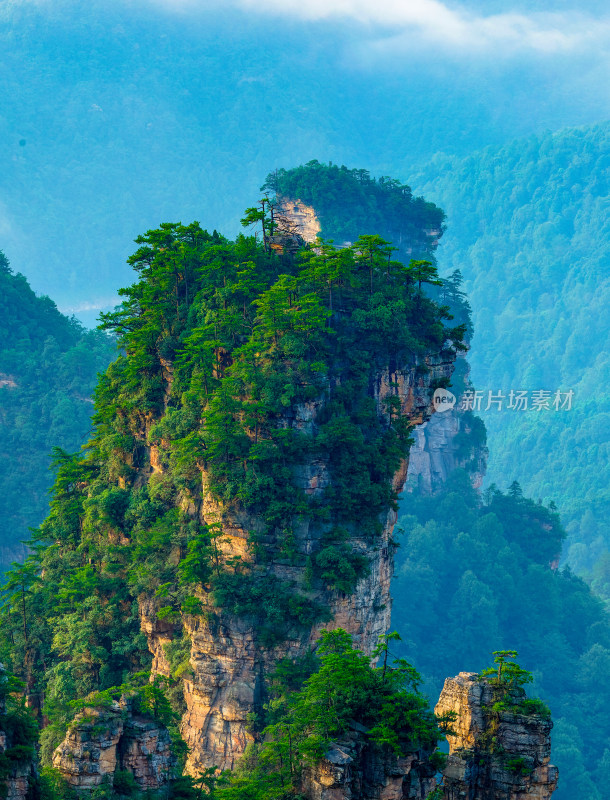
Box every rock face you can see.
[139,352,456,774]
[406,356,487,494]
[435,673,558,800]
[275,198,322,243]
[300,729,437,800]
[52,699,176,793]
[0,665,34,800]
[0,736,31,800]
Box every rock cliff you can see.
[141,353,456,774]
[300,726,437,800]
[52,697,176,793]
[406,355,487,493]
[273,197,486,498]
[435,673,558,800]
[24,193,473,792]
[275,198,322,244]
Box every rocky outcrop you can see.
[0,373,17,389]
[435,673,558,800]
[275,198,322,244]
[406,355,487,494]
[139,352,456,774]
[52,698,176,793]
[406,407,486,492]
[300,727,437,800]
[0,740,31,800]
[273,195,486,500]
[0,664,35,800]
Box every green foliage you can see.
[427,750,447,772]
[518,698,552,719]
[413,124,610,583]
[214,629,444,800]
[133,676,175,727]
[480,650,534,691]
[168,768,226,800]
[264,162,444,259]
[313,528,369,594]
[0,668,38,799]
[36,767,78,800]
[212,571,329,647]
[111,769,139,797]
[0,256,116,571]
[394,469,610,800]
[163,634,193,680]
[505,756,532,776]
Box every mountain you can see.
[0,254,115,570]
[410,122,610,583]
[0,187,473,797]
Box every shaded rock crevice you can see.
[300,733,437,800]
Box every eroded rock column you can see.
[435,673,558,800]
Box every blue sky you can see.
[2,0,610,318]
[143,0,610,57]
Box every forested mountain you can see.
[265,163,444,257]
[0,253,115,570]
[395,472,610,799]
[0,152,605,796]
[410,122,610,582]
[0,205,465,797]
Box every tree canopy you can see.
[0,255,115,572]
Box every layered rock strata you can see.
[52,698,176,793]
[435,673,558,800]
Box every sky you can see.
[145,0,610,56]
[1,0,610,320]
[6,0,610,60]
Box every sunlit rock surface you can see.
[139,353,456,773]
[52,698,175,792]
[435,673,558,800]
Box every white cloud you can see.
[59,297,120,314]
[148,0,607,56]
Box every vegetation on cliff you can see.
[264,161,444,254]
[0,667,37,799]
[394,470,610,799]
[0,253,115,571]
[208,628,447,800]
[0,199,463,793]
